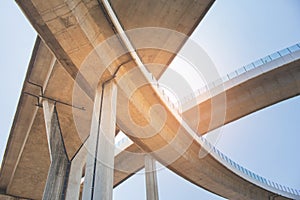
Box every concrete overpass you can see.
[1,0,300,199]
[74,38,300,199]
[1,31,299,200]
[113,43,300,198]
[1,0,214,199]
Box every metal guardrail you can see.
[199,135,300,198]
[115,42,300,199]
[180,42,300,106]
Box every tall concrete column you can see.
[42,100,70,200]
[145,155,159,200]
[82,81,117,200]
[65,146,87,200]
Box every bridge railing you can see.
[151,42,300,198]
[180,42,300,106]
[115,42,300,199]
[178,42,300,198]
[199,135,300,198]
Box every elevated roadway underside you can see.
[1,0,299,199]
[1,0,214,199]
[1,35,299,200]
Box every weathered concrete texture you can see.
[42,101,70,200]
[110,0,214,78]
[16,0,214,91]
[0,194,26,200]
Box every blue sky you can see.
[0,1,36,162]
[0,0,300,199]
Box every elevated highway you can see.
[0,0,299,199]
[1,0,214,198]
[1,37,299,200]
[113,43,300,199]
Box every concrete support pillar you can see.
[65,146,87,200]
[42,100,70,200]
[145,155,159,200]
[82,81,117,200]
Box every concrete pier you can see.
[42,100,70,200]
[145,155,159,200]
[65,146,87,200]
[1,0,299,199]
[82,81,117,200]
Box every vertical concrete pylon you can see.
[82,81,117,200]
[65,146,87,200]
[42,100,70,200]
[145,155,159,200]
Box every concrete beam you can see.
[42,100,70,200]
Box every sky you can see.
[0,0,300,200]
[0,1,36,162]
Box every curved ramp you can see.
[114,43,300,199]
